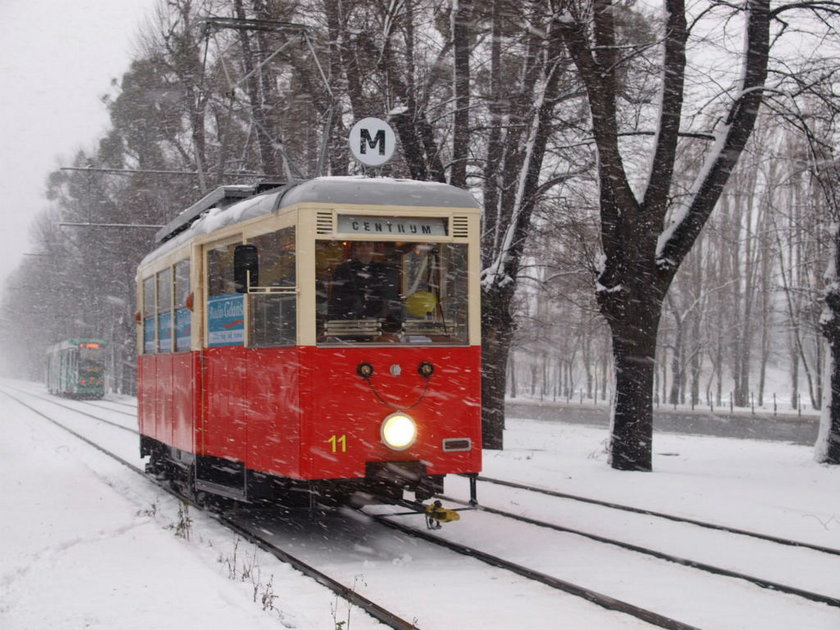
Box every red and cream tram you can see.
[136,177,482,506]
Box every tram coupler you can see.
[424,500,461,529]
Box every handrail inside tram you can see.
[320,317,464,343]
[245,285,297,295]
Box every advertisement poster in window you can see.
[144,318,155,354]
[207,294,245,346]
[158,311,172,352]
[175,308,191,351]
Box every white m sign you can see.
[349,117,396,168]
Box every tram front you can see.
[298,181,483,504]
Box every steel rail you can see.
[373,511,700,630]
[3,385,138,431]
[472,474,840,557]
[84,399,139,415]
[439,495,840,609]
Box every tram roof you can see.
[46,338,107,353]
[141,177,479,269]
[279,176,480,210]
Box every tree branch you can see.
[656,0,771,277]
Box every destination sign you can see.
[337,215,447,237]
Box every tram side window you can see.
[249,227,296,347]
[67,349,78,387]
[207,242,245,347]
[143,276,156,354]
[157,268,173,353]
[174,260,191,352]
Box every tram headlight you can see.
[381,412,417,451]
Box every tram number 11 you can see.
[326,434,347,453]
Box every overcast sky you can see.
[0,0,158,289]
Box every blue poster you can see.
[207,294,245,346]
[158,311,172,352]
[175,307,191,351]
[144,317,156,354]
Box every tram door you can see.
[199,240,249,497]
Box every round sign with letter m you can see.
[349,117,396,168]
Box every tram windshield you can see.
[316,240,469,345]
[79,348,105,380]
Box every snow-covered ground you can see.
[1,379,838,629]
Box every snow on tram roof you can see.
[280,176,480,209]
[139,176,479,269]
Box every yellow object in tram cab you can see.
[405,291,437,318]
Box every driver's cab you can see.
[315,239,469,345]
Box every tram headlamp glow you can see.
[381,413,417,451]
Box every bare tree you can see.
[479,3,588,448]
[794,109,840,463]
[554,0,774,470]
[817,153,840,463]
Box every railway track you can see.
[4,385,138,432]
[2,385,684,628]
[5,384,839,629]
[433,492,840,608]
[371,508,699,629]
[472,474,840,557]
[86,397,138,415]
[0,387,416,630]
[434,474,840,611]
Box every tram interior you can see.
[315,240,468,344]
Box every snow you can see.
[0,390,344,629]
[1,378,839,629]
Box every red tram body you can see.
[137,177,482,506]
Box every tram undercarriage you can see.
[141,435,444,508]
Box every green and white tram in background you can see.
[46,338,108,399]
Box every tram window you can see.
[142,276,156,354]
[249,227,296,347]
[207,242,245,347]
[174,260,191,352]
[207,243,238,297]
[157,268,173,353]
[403,242,468,343]
[79,345,105,381]
[315,240,469,345]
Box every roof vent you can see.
[316,211,334,235]
[452,215,469,239]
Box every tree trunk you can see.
[508,354,517,398]
[820,274,840,463]
[450,0,473,188]
[818,343,840,463]
[481,287,515,450]
[815,136,840,463]
[607,305,660,470]
[479,14,571,449]
[233,0,279,177]
[668,336,682,406]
